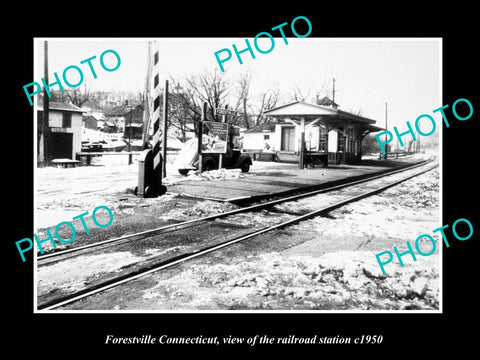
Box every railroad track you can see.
[37,157,438,310]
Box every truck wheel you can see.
[240,162,250,173]
[159,185,167,196]
[145,185,167,197]
[204,161,215,172]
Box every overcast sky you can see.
[34,38,441,131]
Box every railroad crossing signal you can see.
[135,41,167,198]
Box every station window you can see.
[349,130,356,153]
[319,127,327,152]
[264,134,270,140]
[62,112,72,128]
[338,133,345,152]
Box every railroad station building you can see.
[243,98,383,165]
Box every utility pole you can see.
[332,77,336,105]
[198,102,206,173]
[43,41,50,165]
[219,104,227,169]
[162,80,168,177]
[128,105,132,164]
[384,102,388,159]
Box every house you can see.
[82,115,98,130]
[243,122,277,151]
[316,96,339,108]
[37,100,85,164]
[104,103,144,139]
[244,98,383,166]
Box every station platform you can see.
[165,155,428,204]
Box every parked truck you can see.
[175,125,252,175]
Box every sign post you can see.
[214,107,236,169]
[219,109,226,169]
[198,102,206,173]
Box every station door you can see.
[281,127,295,151]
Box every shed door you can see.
[50,132,73,159]
[281,127,295,151]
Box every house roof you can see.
[104,104,144,116]
[83,115,98,122]
[104,106,129,116]
[37,99,84,113]
[244,122,277,133]
[316,96,339,107]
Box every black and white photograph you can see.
[32,37,442,312]
[7,7,478,357]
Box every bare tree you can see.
[362,133,381,153]
[184,68,231,121]
[168,69,282,136]
[167,69,231,141]
[166,90,197,142]
[254,85,281,125]
[64,83,91,107]
[167,77,201,141]
[232,70,253,129]
[290,83,311,102]
[312,81,329,103]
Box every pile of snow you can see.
[393,169,439,209]
[141,251,439,310]
[163,168,245,186]
[187,168,244,181]
[157,200,239,221]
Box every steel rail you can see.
[37,158,434,264]
[38,161,438,310]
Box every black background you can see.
[6,5,477,356]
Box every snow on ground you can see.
[289,168,440,241]
[135,167,441,311]
[37,251,144,292]
[36,153,441,311]
[140,250,439,310]
[35,153,267,228]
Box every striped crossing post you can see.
[151,45,162,178]
[135,41,166,198]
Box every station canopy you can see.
[264,101,384,133]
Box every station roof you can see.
[264,101,383,131]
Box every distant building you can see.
[316,95,339,109]
[82,115,98,130]
[243,122,277,151]
[37,100,85,164]
[104,103,144,139]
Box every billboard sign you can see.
[202,121,229,154]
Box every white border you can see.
[33,37,443,314]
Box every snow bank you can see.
[140,251,439,310]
